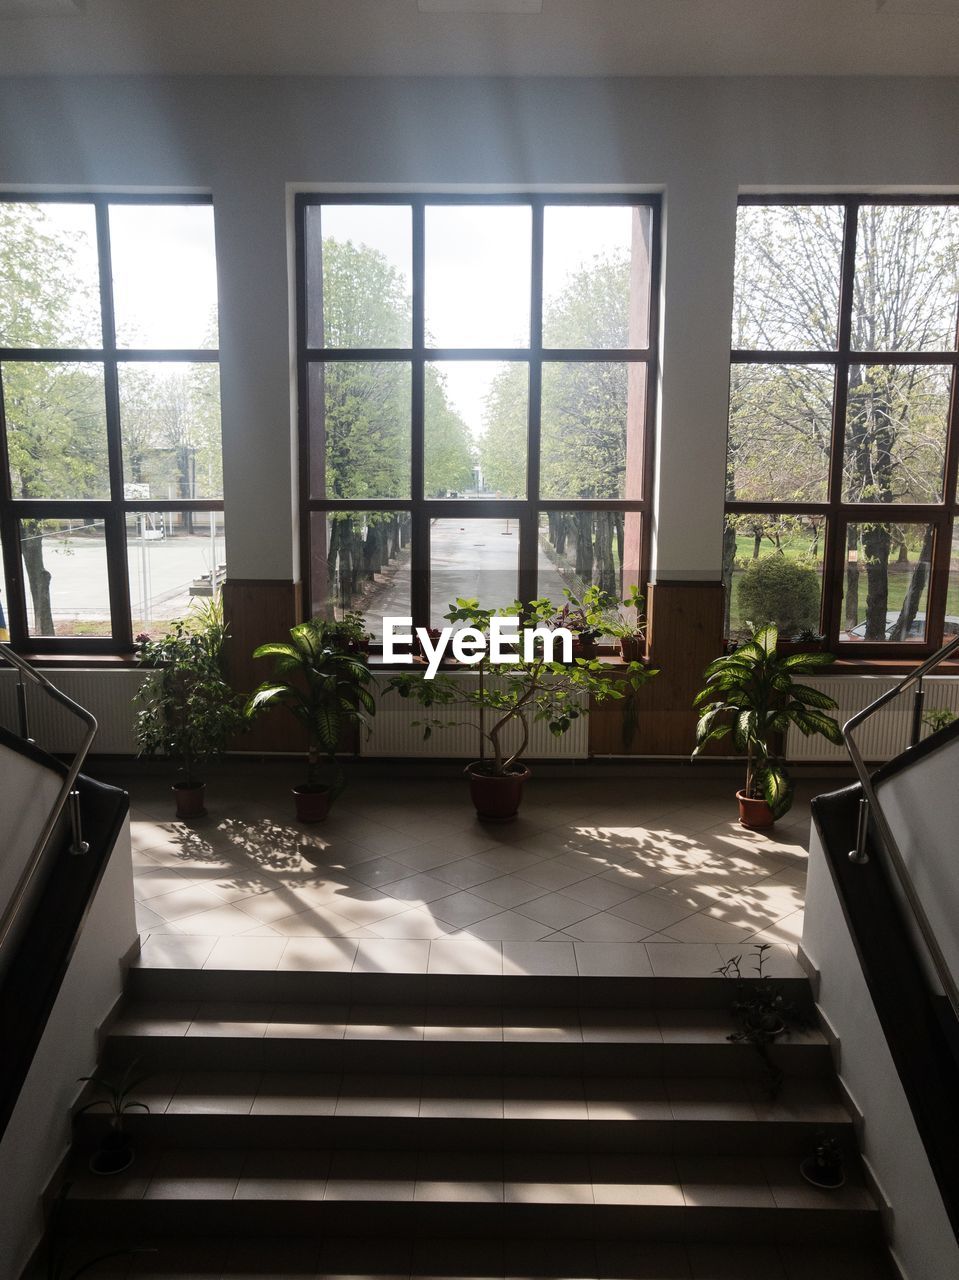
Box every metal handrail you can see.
[0,644,98,954]
[842,632,959,1022]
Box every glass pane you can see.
[109,204,218,349]
[430,517,519,628]
[425,205,531,348]
[537,509,641,610]
[427,361,525,499]
[128,510,225,638]
[852,205,959,352]
[0,201,101,348]
[118,362,223,500]
[948,525,959,640]
[19,517,111,638]
[312,511,411,642]
[310,362,411,500]
[3,361,109,499]
[723,514,825,645]
[843,364,951,504]
[727,364,833,503]
[541,362,643,499]
[732,204,844,351]
[543,205,652,348]
[306,205,412,349]
[840,522,934,643]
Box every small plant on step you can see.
[800,1130,846,1189]
[716,943,807,1095]
[74,1060,150,1176]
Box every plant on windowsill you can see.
[322,609,373,657]
[386,596,658,822]
[778,627,826,656]
[74,1061,150,1176]
[246,617,376,822]
[716,943,808,1096]
[692,623,843,829]
[134,595,247,819]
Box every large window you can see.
[296,195,659,640]
[725,199,959,654]
[0,196,223,652]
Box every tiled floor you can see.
[103,764,831,978]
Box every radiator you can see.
[785,675,959,764]
[0,669,148,755]
[362,670,589,760]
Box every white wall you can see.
[0,742,64,938]
[802,821,959,1280]
[2,75,958,584]
[0,818,138,1280]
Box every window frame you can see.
[295,191,661,640]
[726,194,959,658]
[0,191,223,654]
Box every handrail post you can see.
[16,668,32,742]
[849,796,870,864]
[910,676,925,748]
[67,789,89,856]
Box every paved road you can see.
[363,516,572,634]
[22,530,223,632]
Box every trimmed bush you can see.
[737,555,821,638]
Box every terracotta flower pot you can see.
[172,782,206,820]
[465,762,531,822]
[293,784,333,823]
[737,789,775,830]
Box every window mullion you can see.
[95,199,133,649]
[410,201,428,630]
[521,202,544,605]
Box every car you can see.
[846,611,959,640]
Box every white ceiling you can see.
[0,0,958,77]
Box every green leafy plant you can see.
[923,707,957,734]
[134,595,246,789]
[791,627,825,645]
[737,555,821,638]
[321,609,372,653]
[693,624,843,819]
[247,617,376,795]
[74,1061,150,1132]
[716,943,808,1095]
[387,597,657,776]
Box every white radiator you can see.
[785,675,959,764]
[363,670,589,760]
[0,669,148,755]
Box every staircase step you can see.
[126,965,815,1013]
[75,1072,852,1155]
[32,1236,902,1279]
[60,1147,881,1245]
[104,1001,832,1077]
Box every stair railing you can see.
[842,632,959,1022]
[0,644,98,954]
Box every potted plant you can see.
[692,624,843,829]
[247,617,376,822]
[387,597,657,821]
[778,627,826,655]
[716,943,808,1096]
[74,1062,150,1176]
[923,707,956,734]
[324,610,373,657]
[605,584,649,662]
[134,596,246,819]
[800,1132,846,1189]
